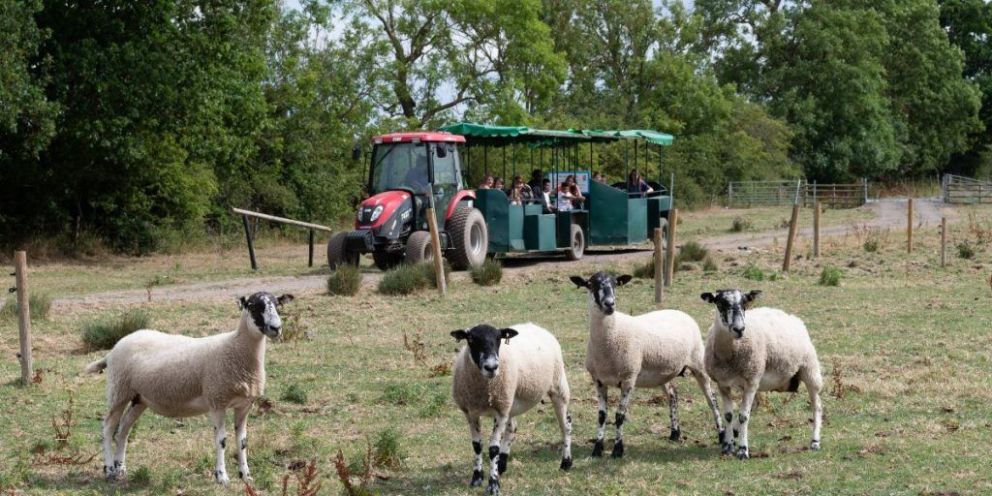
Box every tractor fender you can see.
[444,190,476,221]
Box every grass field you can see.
[1,206,991,495]
[678,204,876,240]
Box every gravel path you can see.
[51,198,949,309]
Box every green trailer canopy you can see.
[439,122,674,146]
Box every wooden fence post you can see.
[14,251,33,386]
[907,198,914,254]
[654,228,664,305]
[940,217,947,268]
[782,203,801,272]
[425,208,447,297]
[241,215,258,270]
[813,201,821,258]
[307,229,315,267]
[664,209,678,287]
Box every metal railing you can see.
[727,179,868,208]
[942,174,992,204]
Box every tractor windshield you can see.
[370,142,431,195]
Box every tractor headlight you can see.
[369,205,385,222]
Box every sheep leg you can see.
[591,380,608,457]
[665,382,680,441]
[804,369,823,451]
[717,385,736,455]
[689,368,724,446]
[497,417,517,475]
[101,400,128,481]
[209,409,230,485]
[550,392,573,470]
[234,405,252,481]
[736,383,759,460]
[464,413,484,487]
[112,402,147,478]
[612,382,635,458]
[487,414,509,496]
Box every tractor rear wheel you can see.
[373,250,403,271]
[327,232,359,269]
[566,224,585,261]
[447,207,488,270]
[405,231,433,265]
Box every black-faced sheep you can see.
[451,323,572,496]
[701,289,823,459]
[83,292,293,483]
[570,272,723,458]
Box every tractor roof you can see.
[372,131,466,144]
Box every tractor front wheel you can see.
[327,232,359,269]
[447,207,488,270]
[405,231,433,265]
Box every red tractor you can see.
[327,132,488,270]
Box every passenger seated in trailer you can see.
[478,174,494,190]
[528,169,544,192]
[509,176,533,206]
[593,171,606,184]
[539,179,556,213]
[494,177,505,193]
[564,175,585,208]
[557,176,585,212]
[626,169,654,196]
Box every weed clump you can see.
[633,260,655,279]
[703,256,718,273]
[0,293,52,321]
[378,264,430,295]
[129,466,152,486]
[281,384,308,405]
[82,310,150,351]
[328,265,363,296]
[957,241,975,259]
[743,264,765,281]
[470,259,502,286]
[863,238,879,253]
[420,261,452,288]
[372,428,404,470]
[731,216,753,232]
[819,266,843,286]
[677,241,708,263]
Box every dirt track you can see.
[52,198,949,310]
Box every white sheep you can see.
[83,291,293,483]
[451,322,572,496]
[570,272,724,458]
[701,289,823,459]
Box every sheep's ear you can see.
[743,290,762,308]
[277,294,295,306]
[700,292,716,304]
[616,274,633,286]
[451,330,469,341]
[569,276,588,288]
[499,328,519,343]
[238,296,249,310]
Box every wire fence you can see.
[727,179,868,208]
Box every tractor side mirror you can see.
[352,144,362,161]
[436,145,448,159]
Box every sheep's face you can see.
[238,292,294,338]
[570,272,632,316]
[451,325,519,379]
[701,289,761,338]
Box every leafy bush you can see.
[82,310,150,351]
[703,256,718,273]
[743,264,765,281]
[677,241,708,262]
[280,384,308,404]
[470,259,502,286]
[378,264,430,295]
[419,261,452,288]
[130,466,152,486]
[863,238,879,253]
[328,265,363,296]
[0,293,52,321]
[819,266,843,286]
[957,241,975,259]
[731,216,753,232]
[372,428,404,470]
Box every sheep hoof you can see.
[497,453,508,475]
[591,440,604,458]
[810,440,821,451]
[721,442,734,455]
[239,471,253,483]
[610,440,624,458]
[486,479,500,495]
[214,471,230,485]
[736,446,749,460]
[669,428,681,442]
[560,457,572,471]
[470,470,483,487]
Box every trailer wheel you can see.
[447,207,488,270]
[405,230,433,264]
[566,224,585,261]
[327,232,359,269]
[373,250,403,271]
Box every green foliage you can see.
[864,238,880,253]
[957,241,976,259]
[328,265,363,296]
[372,428,404,470]
[819,266,843,287]
[81,310,150,351]
[470,260,503,286]
[743,265,765,281]
[280,384,308,405]
[677,241,709,263]
[420,261,452,289]
[732,216,753,232]
[129,466,152,486]
[379,264,431,295]
[633,259,656,279]
[0,293,52,321]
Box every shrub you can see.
[632,260,655,279]
[863,238,879,253]
[130,466,152,486]
[731,216,753,232]
[378,264,430,295]
[0,293,52,321]
[82,310,150,351]
[743,265,765,281]
[372,428,404,470]
[957,241,975,259]
[280,384,308,404]
[419,261,452,288]
[470,259,502,286]
[703,256,718,273]
[678,241,708,262]
[328,265,363,296]
[381,383,421,406]
[819,266,843,287]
